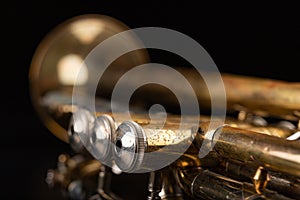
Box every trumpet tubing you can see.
[29,14,300,200]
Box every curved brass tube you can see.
[175,167,293,200]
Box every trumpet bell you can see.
[29,14,149,142]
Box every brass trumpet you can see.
[29,14,300,200]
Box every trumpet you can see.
[29,14,300,200]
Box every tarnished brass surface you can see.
[213,159,300,199]
[195,123,300,177]
[29,14,300,200]
[221,74,300,121]
[175,167,294,200]
[92,67,300,121]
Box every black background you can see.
[3,1,300,199]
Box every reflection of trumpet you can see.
[29,14,300,200]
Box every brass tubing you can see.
[94,66,300,121]
[175,168,294,200]
[183,169,290,200]
[195,123,300,177]
[213,159,300,199]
